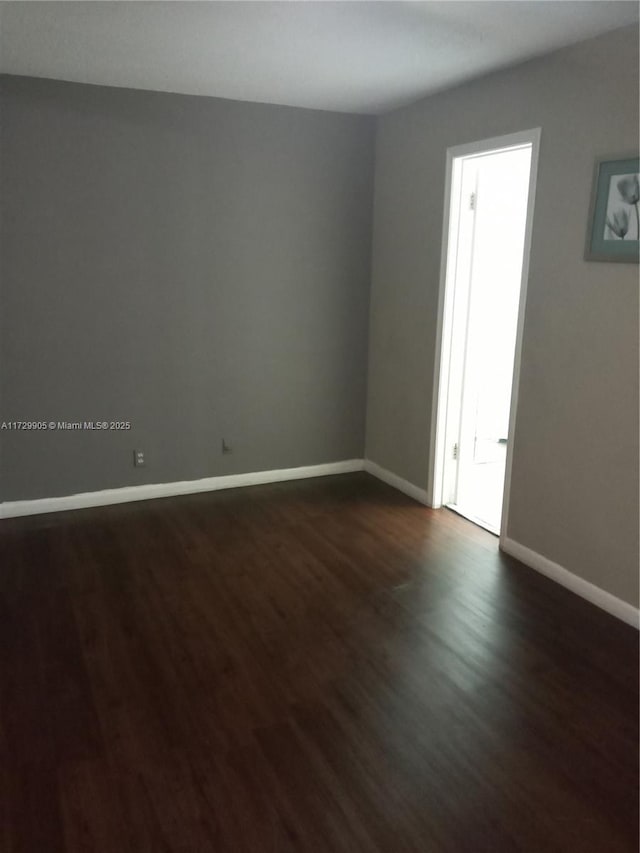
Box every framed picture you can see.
[585,154,639,262]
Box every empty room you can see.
[0,2,638,851]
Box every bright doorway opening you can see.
[430,130,540,536]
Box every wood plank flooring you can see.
[0,472,637,852]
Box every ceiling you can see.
[1,1,638,114]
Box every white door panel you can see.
[445,145,532,533]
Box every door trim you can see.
[427,128,542,547]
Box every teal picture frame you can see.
[585,154,639,263]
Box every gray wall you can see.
[0,75,375,501]
[366,26,639,607]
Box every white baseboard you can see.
[363,460,431,506]
[501,537,639,629]
[0,459,365,519]
[6,463,636,630]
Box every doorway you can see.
[429,130,540,536]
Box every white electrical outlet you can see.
[134,449,145,467]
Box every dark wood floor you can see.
[0,473,637,852]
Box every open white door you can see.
[431,131,539,535]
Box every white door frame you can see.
[427,128,541,545]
